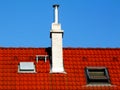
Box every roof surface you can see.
[0,47,120,90]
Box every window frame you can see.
[85,67,110,84]
[18,62,36,73]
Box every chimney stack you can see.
[50,4,66,73]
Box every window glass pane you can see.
[18,62,36,73]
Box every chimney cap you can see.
[53,4,59,8]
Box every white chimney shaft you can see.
[53,4,59,24]
[50,4,66,74]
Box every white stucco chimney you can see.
[50,4,66,73]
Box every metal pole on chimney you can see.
[53,4,59,24]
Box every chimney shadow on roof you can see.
[45,47,52,65]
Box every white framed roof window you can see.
[18,62,36,73]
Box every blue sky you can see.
[0,0,120,48]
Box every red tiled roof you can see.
[0,47,120,90]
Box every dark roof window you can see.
[85,67,110,85]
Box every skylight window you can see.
[85,67,110,85]
[18,62,36,73]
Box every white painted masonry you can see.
[50,5,65,73]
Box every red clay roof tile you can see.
[0,47,120,89]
